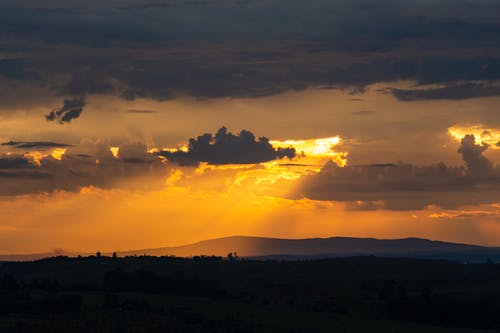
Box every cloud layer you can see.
[2,0,500,121]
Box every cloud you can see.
[126,109,158,114]
[45,98,85,124]
[0,171,52,179]
[118,142,156,163]
[458,134,494,176]
[0,139,169,195]
[0,156,33,169]
[1,141,72,149]
[0,156,49,180]
[295,135,500,210]
[159,127,296,165]
[63,74,115,96]
[2,1,500,107]
[391,82,500,101]
[0,127,298,195]
[0,131,497,211]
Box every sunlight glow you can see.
[50,148,67,160]
[24,151,44,165]
[21,148,67,165]
[160,145,189,154]
[271,136,348,167]
[271,136,341,157]
[110,147,119,158]
[448,125,500,149]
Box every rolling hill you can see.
[2,236,500,262]
[120,236,500,262]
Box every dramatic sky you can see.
[1,0,500,253]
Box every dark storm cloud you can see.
[0,59,38,80]
[2,0,500,105]
[3,0,500,46]
[295,135,500,210]
[1,141,72,149]
[45,98,85,124]
[63,75,115,96]
[160,127,295,165]
[0,3,163,46]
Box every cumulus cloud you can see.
[0,127,299,195]
[45,98,85,124]
[0,140,167,196]
[0,131,498,212]
[295,135,500,210]
[458,134,494,176]
[118,142,156,163]
[160,127,295,165]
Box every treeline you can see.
[2,256,500,330]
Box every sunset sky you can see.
[1,0,500,253]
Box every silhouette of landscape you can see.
[2,236,500,332]
[3,236,500,262]
[118,236,500,262]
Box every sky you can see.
[1,0,500,253]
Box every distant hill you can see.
[118,236,500,262]
[2,236,500,262]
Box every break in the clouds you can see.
[160,127,296,165]
[45,98,86,124]
[296,135,500,210]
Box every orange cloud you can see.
[448,125,500,149]
[271,136,348,167]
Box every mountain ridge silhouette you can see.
[3,236,499,261]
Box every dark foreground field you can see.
[1,255,500,332]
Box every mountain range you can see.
[2,236,500,262]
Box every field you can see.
[1,255,500,332]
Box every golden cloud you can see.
[448,125,500,149]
